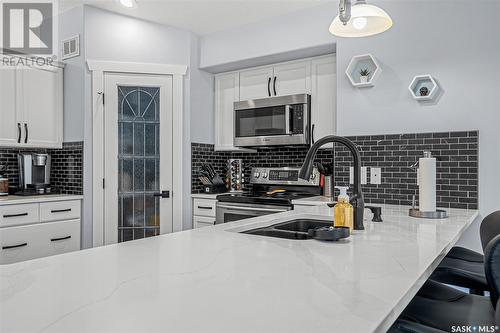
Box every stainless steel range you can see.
[215,167,320,224]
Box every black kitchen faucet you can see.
[298,135,365,230]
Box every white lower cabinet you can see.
[0,198,81,265]
[0,219,80,264]
[193,216,216,229]
[192,197,217,229]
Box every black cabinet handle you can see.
[17,123,21,143]
[267,77,272,97]
[153,191,170,198]
[273,76,277,96]
[51,235,71,242]
[51,209,71,213]
[2,243,27,250]
[24,123,28,143]
[3,213,28,218]
[311,124,315,144]
[197,206,213,210]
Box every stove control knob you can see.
[262,172,268,178]
[253,172,260,179]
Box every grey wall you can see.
[199,4,336,73]
[59,5,214,246]
[336,0,500,252]
[59,6,85,142]
[198,0,500,252]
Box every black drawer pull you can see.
[3,213,28,218]
[51,209,72,213]
[51,235,71,242]
[197,206,213,210]
[2,243,27,250]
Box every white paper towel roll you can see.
[419,156,437,212]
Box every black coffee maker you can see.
[17,153,52,195]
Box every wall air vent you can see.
[61,35,80,60]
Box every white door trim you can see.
[88,61,187,247]
[87,60,187,76]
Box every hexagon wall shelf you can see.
[408,75,439,101]
[345,54,382,88]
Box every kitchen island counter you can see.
[0,205,477,332]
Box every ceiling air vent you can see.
[61,35,80,60]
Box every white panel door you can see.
[214,72,239,151]
[0,66,21,146]
[273,60,311,97]
[20,65,63,148]
[311,55,336,146]
[239,66,274,101]
[104,73,173,244]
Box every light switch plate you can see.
[361,167,368,185]
[371,167,382,185]
[349,167,354,185]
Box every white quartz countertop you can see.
[191,193,220,199]
[0,194,83,205]
[292,195,335,206]
[0,205,477,333]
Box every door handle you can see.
[24,123,28,143]
[153,191,170,198]
[267,77,272,97]
[311,124,315,144]
[51,235,71,242]
[273,76,277,96]
[17,123,21,143]
[3,213,28,218]
[51,209,72,213]
[2,243,27,250]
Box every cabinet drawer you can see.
[0,223,40,264]
[193,216,215,229]
[193,199,217,217]
[0,203,39,227]
[39,219,80,258]
[40,200,81,222]
[0,219,80,264]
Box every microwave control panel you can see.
[291,104,304,134]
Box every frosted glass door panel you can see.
[117,86,160,242]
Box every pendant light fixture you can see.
[329,0,392,38]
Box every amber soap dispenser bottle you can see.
[333,186,354,230]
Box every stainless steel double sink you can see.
[241,219,333,240]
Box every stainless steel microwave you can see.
[233,94,311,147]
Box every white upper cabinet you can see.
[0,63,63,148]
[0,67,20,146]
[311,55,337,145]
[272,60,311,97]
[238,60,311,101]
[239,66,274,101]
[214,72,241,151]
[20,65,63,148]
[213,54,336,151]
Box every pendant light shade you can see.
[329,1,392,38]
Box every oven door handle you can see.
[217,204,288,213]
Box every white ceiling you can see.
[60,0,334,35]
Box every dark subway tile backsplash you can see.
[192,131,478,209]
[0,142,83,195]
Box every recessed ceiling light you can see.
[118,0,137,9]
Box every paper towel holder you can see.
[409,195,448,219]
